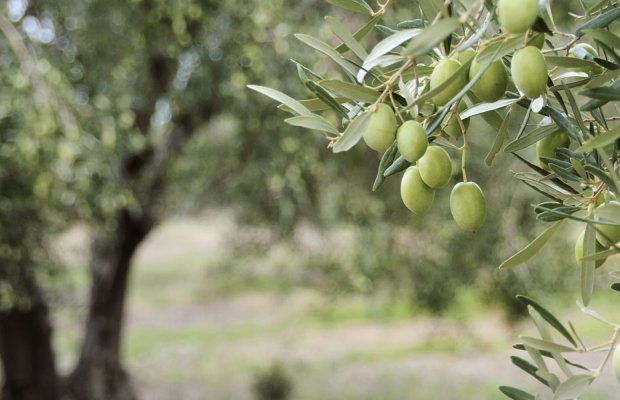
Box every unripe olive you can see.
[430,59,467,106]
[456,48,475,66]
[443,101,468,139]
[613,345,620,383]
[574,230,607,268]
[511,46,548,99]
[363,103,397,153]
[536,131,569,169]
[470,57,508,103]
[595,202,620,246]
[450,182,487,232]
[417,146,452,188]
[401,166,435,215]
[397,120,428,162]
[497,0,539,34]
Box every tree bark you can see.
[0,305,60,400]
[66,209,152,400]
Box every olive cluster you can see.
[363,104,486,232]
[360,0,605,236]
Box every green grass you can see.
[52,218,620,399]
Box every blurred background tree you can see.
[0,0,596,399]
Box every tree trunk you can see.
[66,209,152,400]
[0,305,60,400]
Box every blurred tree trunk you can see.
[66,209,152,400]
[0,305,60,400]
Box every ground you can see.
[52,211,619,399]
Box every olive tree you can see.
[1,1,333,399]
[252,0,620,397]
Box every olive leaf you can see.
[326,0,372,14]
[401,18,462,57]
[248,85,313,116]
[332,111,370,153]
[498,220,565,269]
[552,374,595,400]
[575,6,620,37]
[499,386,535,400]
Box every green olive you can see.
[456,48,476,66]
[430,59,468,106]
[397,120,428,162]
[613,345,620,383]
[450,182,487,232]
[595,202,620,247]
[497,0,539,34]
[511,46,548,99]
[363,103,397,153]
[574,230,607,268]
[536,131,570,169]
[417,146,452,188]
[443,101,468,139]
[400,166,435,215]
[470,57,508,102]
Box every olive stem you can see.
[372,57,415,110]
[454,101,468,182]
[593,324,620,375]
[371,0,392,17]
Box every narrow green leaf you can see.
[552,374,595,400]
[499,220,564,269]
[584,28,620,48]
[517,295,577,347]
[383,155,411,177]
[364,29,421,69]
[485,107,511,166]
[581,223,596,306]
[397,19,426,29]
[519,336,576,353]
[545,56,600,69]
[461,98,518,121]
[562,82,588,139]
[326,0,372,14]
[513,344,590,370]
[321,80,381,103]
[499,386,535,400]
[510,356,549,386]
[248,85,313,116]
[332,111,370,153]
[284,115,339,135]
[457,12,492,52]
[594,57,620,70]
[576,124,620,152]
[575,7,620,37]
[504,124,558,153]
[585,165,617,193]
[402,18,462,57]
[580,86,620,101]
[336,13,383,53]
[305,81,350,120]
[326,16,368,60]
[476,34,525,64]
[278,97,349,113]
[546,107,581,143]
[295,34,357,77]
[373,141,398,191]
